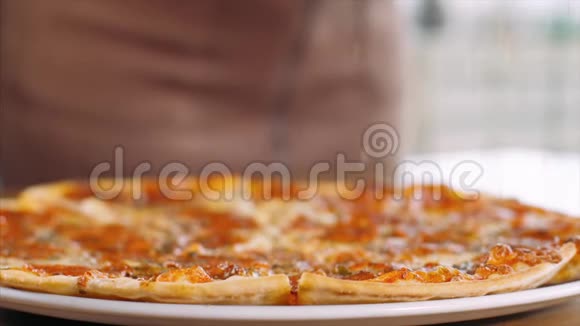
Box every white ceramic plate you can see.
[1,282,579,326]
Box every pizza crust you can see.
[297,242,576,304]
[0,271,291,305]
[84,274,291,304]
[548,250,580,284]
[0,270,79,295]
[0,199,20,210]
[17,181,81,212]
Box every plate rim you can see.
[1,281,580,321]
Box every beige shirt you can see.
[1,0,400,187]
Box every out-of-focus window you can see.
[396,0,580,153]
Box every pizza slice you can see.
[0,184,290,304]
[297,242,576,304]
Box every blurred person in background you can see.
[1,0,401,188]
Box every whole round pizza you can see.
[1,178,578,304]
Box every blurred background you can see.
[1,0,579,188]
[397,0,580,153]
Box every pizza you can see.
[1,178,578,305]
